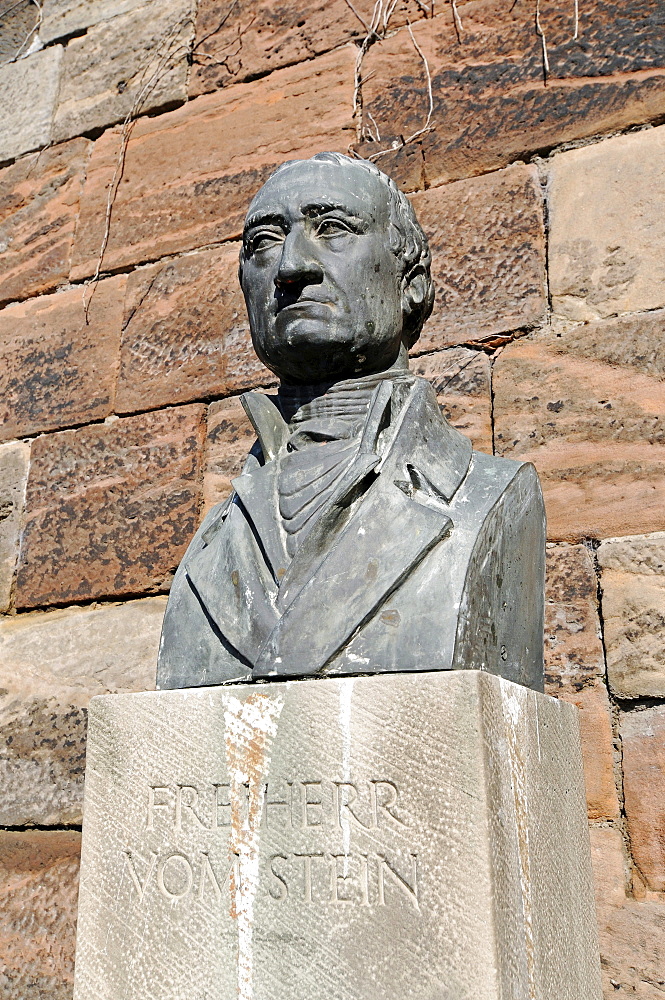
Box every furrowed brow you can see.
[244,211,288,233]
[300,201,367,223]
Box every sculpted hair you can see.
[240,151,435,348]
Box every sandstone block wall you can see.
[0,1,663,996]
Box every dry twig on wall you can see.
[83,17,194,322]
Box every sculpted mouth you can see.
[279,299,333,313]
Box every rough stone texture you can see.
[0,830,80,999]
[551,309,665,380]
[116,244,272,414]
[40,0,151,43]
[411,165,546,350]
[0,46,63,163]
[599,533,665,699]
[362,1,665,186]
[0,598,163,826]
[189,0,426,97]
[73,672,601,1000]
[0,137,90,307]
[0,441,29,613]
[0,276,125,442]
[621,705,665,893]
[70,46,356,279]
[0,0,40,64]
[411,348,493,453]
[543,544,618,821]
[591,825,665,998]
[493,333,665,541]
[53,0,195,143]
[543,544,605,693]
[15,404,206,609]
[549,126,665,321]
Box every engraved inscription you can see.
[123,777,418,909]
[144,779,406,832]
[122,849,419,908]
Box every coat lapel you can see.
[185,501,280,666]
[253,478,452,677]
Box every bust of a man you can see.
[157,152,545,691]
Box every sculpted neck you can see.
[277,345,411,425]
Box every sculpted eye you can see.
[317,218,353,238]
[248,230,283,254]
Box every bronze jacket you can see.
[157,376,545,691]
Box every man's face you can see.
[240,159,404,384]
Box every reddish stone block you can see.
[116,244,272,414]
[189,0,427,97]
[621,704,665,892]
[0,275,125,442]
[15,405,206,608]
[544,543,605,692]
[561,681,619,821]
[363,0,665,185]
[0,138,90,308]
[493,333,665,541]
[70,47,356,279]
[0,830,80,999]
[411,164,546,350]
[590,826,665,997]
[543,543,619,819]
[411,347,492,453]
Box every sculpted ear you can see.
[401,267,428,320]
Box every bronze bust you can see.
[157,152,545,691]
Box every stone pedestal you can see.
[73,671,602,1000]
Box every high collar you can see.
[240,373,473,506]
[276,346,411,424]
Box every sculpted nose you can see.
[275,229,323,288]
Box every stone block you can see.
[0,598,163,825]
[549,126,665,321]
[15,404,206,608]
[561,682,619,823]
[599,533,665,699]
[189,0,426,97]
[493,334,665,541]
[0,0,40,63]
[411,164,546,350]
[41,0,150,43]
[0,275,125,442]
[542,543,618,820]
[0,829,80,999]
[362,1,665,185]
[53,0,195,143]
[620,704,665,892]
[70,46,356,279]
[0,440,29,613]
[550,308,665,380]
[0,137,90,307]
[116,244,272,414]
[411,347,493,453]
[73,672,601,1000]
[590,826,665,996]
[0,46,63,163]
[544,543,605,693]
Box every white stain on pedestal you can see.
[223,692,283,1000]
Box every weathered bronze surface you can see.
[157,153,545,691]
